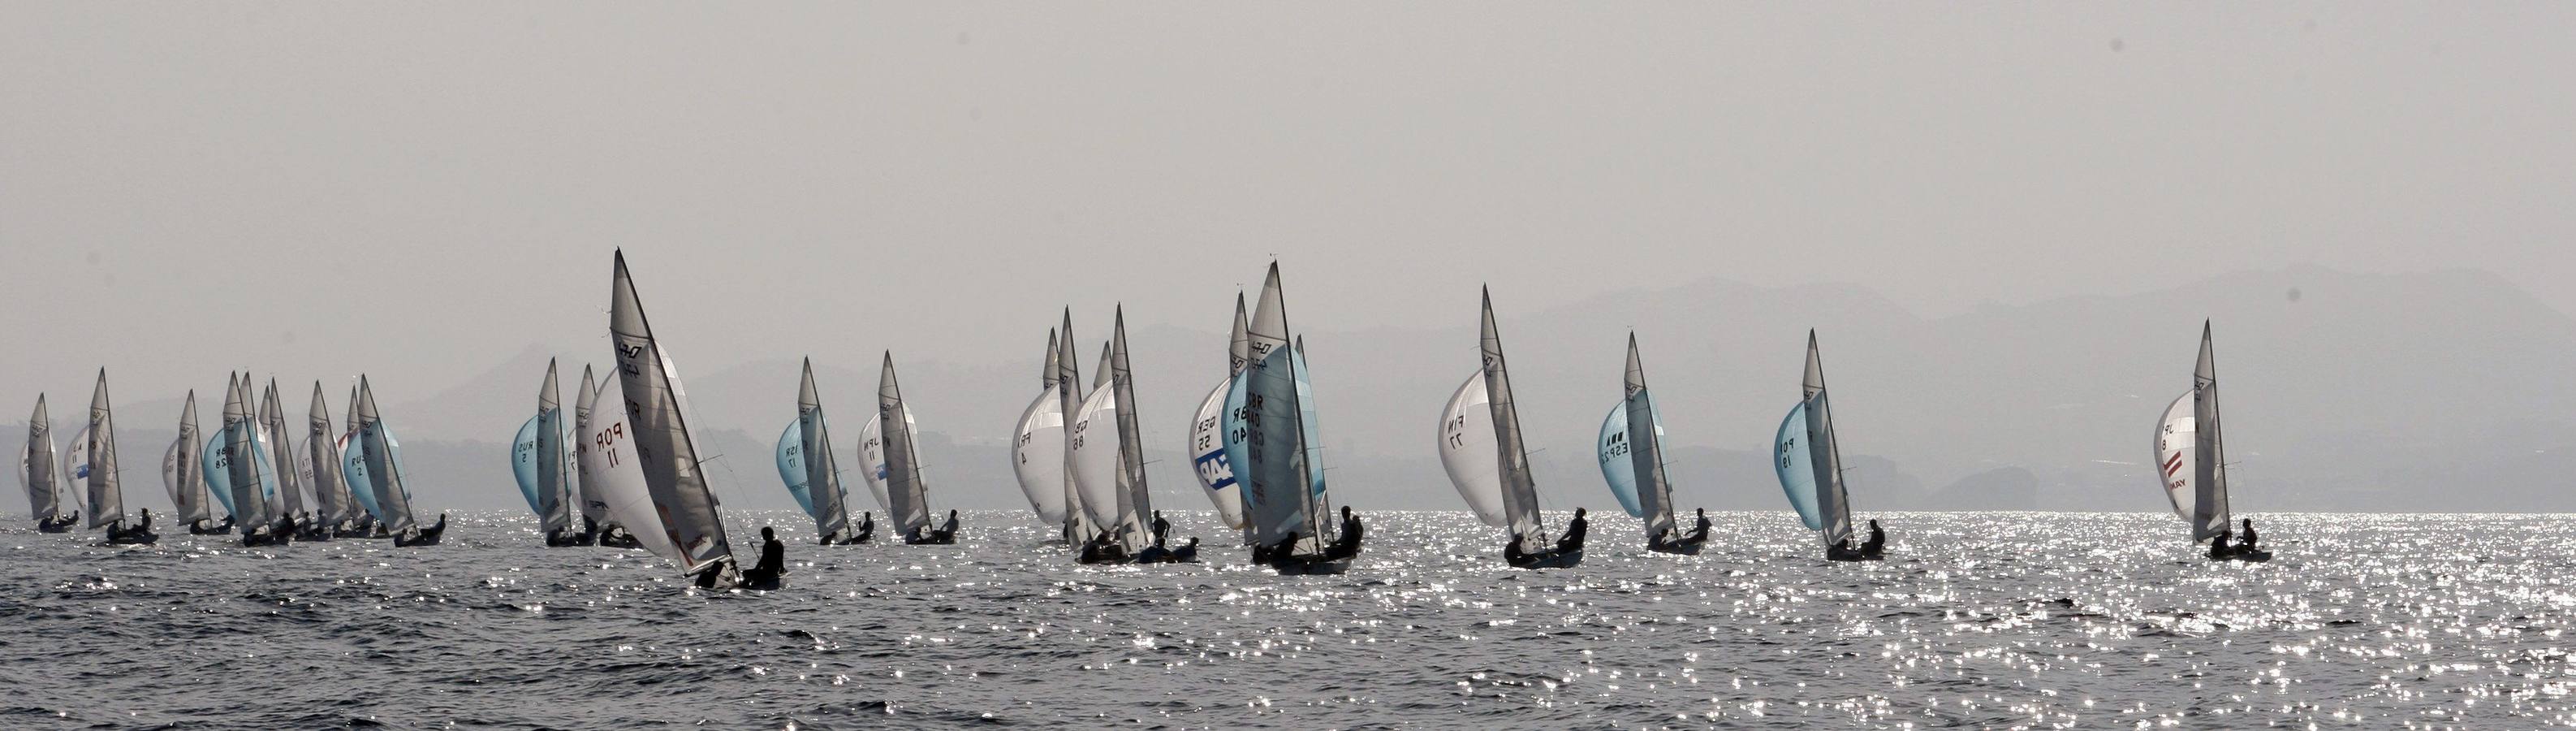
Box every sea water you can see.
[4,510,2571,729]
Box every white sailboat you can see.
[356,376,445,547]
[211,373,287,545]
[305,383,363,537]
[515,360,583,546]
[1227,263,1354,573]
[1011,328,1073,535]
[1598,333,1707,554]
[256,380,310,538]
[2156,322,2267,561]
[162,391,228,534]
[1771,331,1883,560]
[1070,308,1196,563]
[1185,292,1252,541]
[84,370,153,544]
[606,251,740,586]
[22,394,78,532]
[878,353,957,545]
[775,358,862,545]
[1439,289,1581,569]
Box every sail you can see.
[1107,311,1157,550]
[356,378,420,534]
[22,396,60,521]
[1294,340,1327,502]
[305,383,351,526]
[775,359,851,540]
[581,377,686,564]
[531,360,572,534]
[1777,332,1855,547]
[84,370,123,529]
[337,384,378,521]
[210,374,262,526]
[1054,311,1094,542]
[2153,391,2205,534]
[1619,335,1675,537]
[512,415,548,517]
[1595,400,1669,522]
[1478,292,1543,544]
[608,252,735,575]
[1012,330,1070,526]
[571,366,613,530]
[1439,371,1510,528]
[1187,381,1247,530]
[2186,322,2230,540]
[1772,400,1823,530]
[878,353,934,539]
[165,391,209,523]
[261,382,305,518]
[854,412,898,515]
[1070,376,1128,541]
[1230,263,1331,551]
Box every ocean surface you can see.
[5,509,2573,729]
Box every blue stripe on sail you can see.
[1773,400,1825,531]
[1597,404,1645,518]
[1193,448,1236,491]
[511,415,545,517]
[775,418,819,519]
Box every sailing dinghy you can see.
[1228,263,1357,574]
[1440,289,1581,569]
[2156,322,2269,562]
[776,358,865,545]
[1185,293,1253,546]
[163,391,230,534]
[1070,308,1197,563]
[606,250,747,588]
[307,383,366,537]
[515,360,586,546]
[878,353,959,545]
[212,374,289,546]
[356,377,447,547]
[1771,331,1884,561]
[261,379,329,541]
[1598,333,1707,555]
[80,370,155,544]
[22,395,80,533]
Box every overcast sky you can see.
[4,3,2570,404]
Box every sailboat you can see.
[80,370,154,544]
[571,366,641,548]
[1226,263,1355,574]
[209,374,287,545]
[1072,308,1196,564]
[258,379,319,539]
[1772,331,1884,561]
[1599,334,1708,555]
[1010,328,1073,540]
[355,376,447,547]
[516,360,585,546]
[336,383,390,538]
[1185,293,1252,543]
[1439,289,1581,569]
[162,391,230,534]
[776,358,865,545]
[2157,322,2268,562]
[306,383,365,538]
[878,353,958,545]
[606,251,744,588]
[1054,311,1099,550]
[21,395,79,532]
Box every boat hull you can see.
[1508,547,1583,570]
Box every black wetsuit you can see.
[1861,522,1886,556]
[1151,514,1171,548]
[1558,517,1588,553]
[746,537,785,586]
[1504,536,1530,564]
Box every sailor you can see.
[1504,534,1530,564]
[744,526,787,589]
[932,509,960,542]
[1333,505,1364,557]
[1151,510,1171,548]
[1266,531,1301,564]
[134,508,153,533]
[2207,532,2234,560]
[2238,518,2259,552]
[1827,538,1865,561]
[1557,508,1588,553]
[1861,519,1886,556]
[1689,508,1712,542]
[853,512,875,543]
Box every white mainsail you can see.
[164,391,209,524]
[571,365,616,532]
[1230,262,1329,554]
[356,377,420,534]
[608,251,736,578]
[2155,322,2231,542]
[877,353,936,539]
[533,360,574,535]
[20,395,62,523]
[306,383,353,527]
[582,377,684,563]
[1055,309,1096,543]
[783,358,852,541]
[1475,290,1544,545]
[84,370,123,530]
[1618,334,1675,539]
[260,380,306,519]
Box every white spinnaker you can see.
[2153,391,2198,529]
[1070,384,1127,534]
[583,379,683,564]
[1012,385,1069,526]
[1187,381,1247,530]
[854,412,900,516]
[1438,371,1511,528]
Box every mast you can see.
[1109,308,1154,548]
[1801,331,1852,547]
[608,251,736,577]
[878,352,932,539]
[1056,309,1094,543]
[85,369,123,529]
[1479,289,1542,545]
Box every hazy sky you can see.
[5,3,2572,404]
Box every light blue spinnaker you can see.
[511,415,546,517]
[1225,346,1325,507]
[1596,401,1665,519]
[201,430,237,517]
[775,418,818,517]
[1772,400,1823,532]
[342,431,382,520]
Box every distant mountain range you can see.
[15,266,2575,520]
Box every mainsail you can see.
[1071,309,1157,552]
[878,353,936,539]
[512,360,576,534]
[1474,290,1544,545]
[356,377,419,534]
[1771,331,1853,547]
[84,370,123,529]
[209,374,278,530]
[1054,310,1094,543]
[260,380,306,519]
[163,391,209,524]
[571,366,615,532]
[1596,334,1675,539]
[773,358,852,541]
[608,251,736,577]
[1011,329,1072,526]
[2155,322,2230,542]
[306,383,353,527]
[1185,292,1251,531]
[339,385,379,521]
[581,374,686,564]
[21,396,62,522]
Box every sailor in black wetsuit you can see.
[1504,534,1530,564]
[930,509,960,542]
[1860,519,1886,557]
[1556,508,1588,553]
[1266,531,1301,565]
[1689,508,1712,542]
[1330,505,1363,559]
[854,512,875,543]
[2238,518,2259,553]
[135,508,153,533]
[743,526,786,589]
[2207,532,2234,560]
[1151,510,1171,548]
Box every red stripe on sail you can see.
[2162,452,2186,477]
